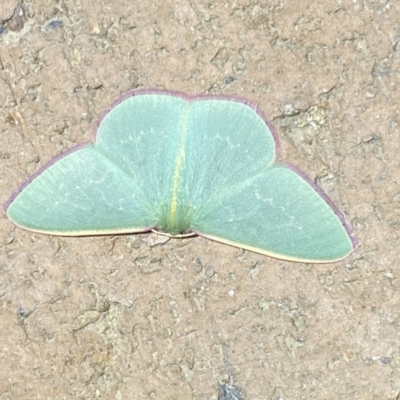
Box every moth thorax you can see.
[157,201,194,234]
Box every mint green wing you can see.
[5,94,188,235]
[6,146,156,235]
[178,99,276,209]
[95,94,186,207]
[191,165,354,263]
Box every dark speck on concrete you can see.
[46,20,64,30]
[379,356,391,365]
[0,25,6,35]
[218,384,245,400]
[8,5,26,32]
[224,76,235,85]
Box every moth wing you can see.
[192,165,355,263]
[5,146,156,235]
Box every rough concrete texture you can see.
[0,0,398,399]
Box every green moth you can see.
[4,90,356,262]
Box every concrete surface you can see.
[0,0,399,399]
